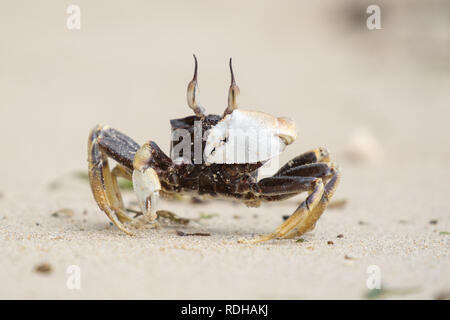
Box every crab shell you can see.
[204,109,297,164]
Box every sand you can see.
[0,1,449,299]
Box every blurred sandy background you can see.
[0,0,449,299]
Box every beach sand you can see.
[0,1,449,299]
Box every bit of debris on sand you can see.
[197,213,219,220]
[328,198,348,209]
[176,230,211,237]
[157,210,190,225]
[34,263,52,274]
[190,197,205,204]
[51,208,74,218]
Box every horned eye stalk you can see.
[186,55,241,119]
[187,54,205,118]
[223,58,240,118]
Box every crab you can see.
[87,56,340,242]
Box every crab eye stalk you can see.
[187,54,205,118]
[223,58,240,118]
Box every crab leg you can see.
[275,147,330,176]
[88,125,139,234]
[254,176,318,196]
[249,178,325,243]
[284,163,341,238]
[275,162,334,179]
[110,164,132,210]
[248,149,340,243]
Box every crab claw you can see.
[132,168,161,222]
[223,58,240,118]
[276,117,297,145]
[204,109,298,164]
[187,54,205,118]
[132,143,162,222]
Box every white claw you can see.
[204,109,298,164]
[132,168,161,221]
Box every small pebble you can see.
[190,197,204,204]
[51,208,74,218]
[337,234,344,238]
[328,199,348,209]
[35,263,52,274]
[429,220,438,225]
[327,241,334,245]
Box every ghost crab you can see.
[87,56,340,242]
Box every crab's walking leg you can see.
[275,147,330,176]
[110,164,132,210]
[283,163,341,239]
[255,176,319,196]
[248,149,340,243]
[275,162,334,179]
[250,177,325,243]
[88,125,139,234]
